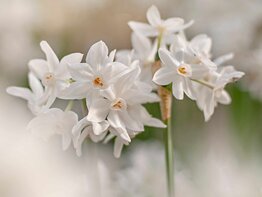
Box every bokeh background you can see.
[1,0,262,196]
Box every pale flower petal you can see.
[153,67,175,85]
[128,21,158,37]
[86,41,108,68]
[146,5,161,27]
[40,41,59,72]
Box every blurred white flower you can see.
[115,142,197,197]
[116,33,157,88]
[85,64,165,157]
[72,117,109,156]
[7,72,45,115]
[128,5,193,44]
[27,108,78,150]
[195,66,244,121]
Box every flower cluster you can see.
[7,5,244,157]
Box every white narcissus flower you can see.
[65,41,127,99]
[85,64,165,157]
[72,117,109,156]
[6,72,45,115]
[128,5,193,43]
[116,33,158,89]
[153,48,210,100]
[195,66,244,121]
[27,108,78,150]
[172,34,216,70]
[29,40,83,107]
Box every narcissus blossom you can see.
[6,4,244,158]
[128,5,193,44]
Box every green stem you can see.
[81,99,88,116]
[164,103,174,197]
[65,100,74,111]
[154,32,175,197]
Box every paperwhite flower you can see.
[29,40,83,107]
[172,34,216,70]
[6,72,45,115]
[116,33,157,88]
[128,5,193,43]
[65,41,127,99]
[85,64,165,157]
[195,66,244,121]
[153,48,210,100]
[27,108,78,150]
[72,117,109,156]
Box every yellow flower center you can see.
[177,64,192,77]
[42,72,55,86]
[111,98,127,111]
[93,77,104,88]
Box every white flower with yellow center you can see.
[153,48,210,100]
[128,5,193,43]
[64,41,128,99]
[85,65,165,157]
[7,72,46,115]
[28,41,83,108]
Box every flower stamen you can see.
[111,98,127,111]
[93,77,104,88]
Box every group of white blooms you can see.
[7,5,244,157]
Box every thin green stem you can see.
[81,99,88,116]
[65,100,74,112]
[163,103,174,197]
[155,32,175,197]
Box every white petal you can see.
[60,53,83,65]
[40,41,59,72]
[182,78,196,100]
[204,91,215,121]
[153,67,175,85]
[158,48,180,67]
[86,98,110,122]
[62,134,71,150]
[128,21,158,37]
[131,33,151,58]
[100,86,116,101]
[108,49,116,62]
[75,127,90,156]
[28,72,44,98]
[92,121,109,135]
[213,53,234,66]
[107,111,131,142]
[28,59,49,79]
[217,90,231,105]
[166,19,194,33]
[172,79,184,100]
[119,110,144,131]
[146,5,161,27]
[170,35,188,53]
[67,63,94,81]
[113,137,124,158]
[6,86,32,101]
[190,34,212,55]
[59,81,90,100]
[86,41,108,68]
[164,17,184,30]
